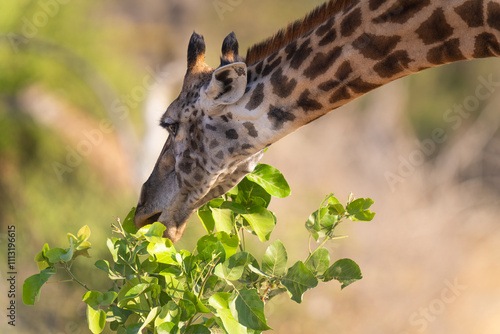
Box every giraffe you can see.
[134,0,500,242]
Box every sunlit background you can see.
[1,1,500,333]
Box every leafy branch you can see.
[23,163,376,333]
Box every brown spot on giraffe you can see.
[416,8,454,45]
[245,83,265,110]
[268,105,296,129]
[319,28,337,46]
[369,0,388,10]
[243,122,259,138]
[454,0,484,27]
[285,40,298,59]
[297,89,323,112]
[289,39,313,69]
[353,33,401,60]
[255,61,264,75]
[487,2,500,32]
[319,79,341,92]
[304,46,343,80]
[225,129,239,140]
[373,0,431,24]
[427,38,466,64]
[205,124,217,131]
[347,77,382,94]
[473,32,500,58]
[318,61,352,91]
[262,57,282,76]
[316,17,335,36]
[329,86,351,103]
[179,161,192,174]
[270,68,298,98]
[374,50,413,78]
[340,7,362,37]
[209,139,219,149]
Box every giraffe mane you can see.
[245,0,356,65]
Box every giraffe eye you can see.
[161,121,178,136]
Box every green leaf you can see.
[327,196,341,205]
[139,306,159,332]
[246,164,291,198]
[34,244,50,270]
[281,261,318,303]
[197,207,215,234]
[328,203,345,216]
[87,305,106,334]
[22,267,56,305]
[247,264,271,279]
[60,242,74,262]
[123,207,139,234]
[102,291,118,306]
[111,305,133,324]
[218,252,254,280]
[77,225,91,242]
[154,303,175,328]
[235,178,271,208]
[179,298,197,321]
[318,213,339,236]
[94,260,123,280]
[106,238,119,263]
[220,201,248,214]
[351,210,376,221]
[183,291,211,313]
[323,258,362,289]
[185,324,211,334]
[305,207,328,241]
[82,291,104,308]
[208,198,225,208]
[208,293,246,334]
[216,232,239,259]
[165,300,182,323]
[147,239,176,264]
[211,208,235,234]
[197,235,226,263]
[346,198,375,221]
[262,240,288,277]
[305,248,330,275]
[162,274,185,299]
[156,322,176,334]
[45,247,66,263]
[241,206,276,242]
[229,288,271,331]
[141,257,159,273]
[125,322,143,334]
[144,222,167,242]
[72,248,91,260]
[117,283,150,307]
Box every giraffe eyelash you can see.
[160,121,178,136]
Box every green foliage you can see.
[23,164,375,333]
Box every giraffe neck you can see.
[235,0,500,147]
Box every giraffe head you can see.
[134,32,265,242]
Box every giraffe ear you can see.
[203,62,247,106]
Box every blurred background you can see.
[1,0,499,333]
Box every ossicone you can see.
[187,32,207,72]
[220,31,244,66]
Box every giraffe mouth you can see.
[137,211,162,228]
